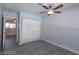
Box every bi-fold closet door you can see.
[20,18,40,45]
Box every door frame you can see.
[1,15,4,51]
[16,12,20,45]
[0,11,20,51]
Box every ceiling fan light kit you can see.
[48,9,54,14]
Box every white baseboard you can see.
[41,39,79,54]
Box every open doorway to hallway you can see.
[4,17,17,51]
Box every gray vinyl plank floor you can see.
[0,40,77,55]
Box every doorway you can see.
[4,17,17,51]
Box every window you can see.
[6,23,10,28]
[6,23,16,29]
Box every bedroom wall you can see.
[41,4,79,54]
[4,11,17,18]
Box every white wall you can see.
[19,12,41,45]
[4,11,17,18]
[41,5,79,54]
[20,12,41,21]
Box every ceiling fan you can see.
[39,3,63,16]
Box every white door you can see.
[20,18,40,45]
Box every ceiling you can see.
[0,3,79,16]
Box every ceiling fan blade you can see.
[53,4,63,10]
[43,5,49,10]
[54,11,61,13]
[40,11,47,13]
